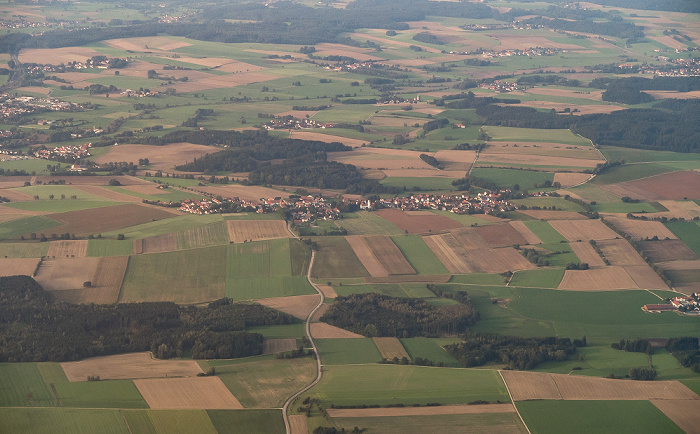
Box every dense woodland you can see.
[667,337,700,373]
[0,276,296,362]
[320,293,478,338]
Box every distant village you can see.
[0,94,82,120]
[643,294,700,314]
[33,143,92,162]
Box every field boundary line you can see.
[498,370,532,434]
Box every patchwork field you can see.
[569,241,606,267]
[61,352,202,382]
[604,217,678,241]
[345,235,388,277]
[557,266,639,291]
[373,337,411,361]
[227,220,291,243]
[549,219,619,242]
[34,258,100,291]
[375,209,462,234]
[52,256,129,304]
[390,235,450,275]
[602,170,700,201]
[254,294,320,320]
[47,240,88,258]
[134,377,243,409]
[509,221,542,244]
[44,204,177,237]
[363,235,416,275]
[0,257,40,277]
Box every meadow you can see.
[310,236,370,278]
[470,168,554,190]
[0,242,48,258]
[0,216,60,240]
[399,338,461,367]
[665,221,700,256]
[508,269,565,289]
[522,221,567,243]
[333,211,403,236]
[53,380,148,409]
[390,235,449,275]
[315,338,382,365]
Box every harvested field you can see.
[432,150,478,172]
[310,322,363,339]
[510,221,542,244]
[141,233,178,254]
[553,172,592,188]
[557,266,638,291]
[499,371,562,401]
[475,224,529,247]
[363,236,415,275]
[328,148,432,170]
[638,240,698,262]
[641,200,700,220]
[47,240,88,258]
[45,204,176,236]
[19,47,103,64]
[72,185,142,203]
[226,220,290,243]
[61,352,202,382]
[104,37,192,51]
[646,90,700,99]
[373,337,410,361]
[477,153,601,169]
[520,210,586,220]
[0,188,34,202]
[622,265,668,290]
[0,258,40,277]
[658,260,700,270]
[53,256,130,304]
[345,236,388,277]
[569,242,606,267]
[254,294,320,320]
[287,131,368,148]
[605,217,678,241]
[34,258,100,291]
[134,377,243,409]
[318,285,338,298]
[651,399,700,434]
[597,239,646,266]
[94,143,220,172]
[328,403,516,417]
[492,35,587,51]
[380,168,465,178]
[289,415,308,434]
[481,142,600,160]
[263,339,298,355]
[375,209,462,234]
[313,43,386,61]
[514,100,625,115]
[157,71,280,93]
[133,238,143,255]
[311,304,330,323]
[605,171,700,201]
[549,219,619,241]
[177,221,229,249]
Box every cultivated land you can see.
[134,377,243,409]
[226,220,291,243]
[61,352,203,382]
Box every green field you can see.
[665,221,700,256]
[481,126,590,146]
[225,239,315,300]
[334,211,403,235]
[6,200,121,213]
[246,323,306,339]
[0,408,130,434]
[391,235,449,275]
[448,273,505,285]
[509,269,565,289]
[380,176,457,191]
[310,236,370,278]
[590,163,679,184]
[315,338,382,365]
[54,380,148,409]
[207,410,285,434]
[517,400,683,434]
[600,146,700,164]
[590,201,661,213]
[147,410,218,434]
[536,242,580,267]
[532,344,651,378]
[86,239,134,257]
[470,168,554,190]
[399,338,461,367]
[176,221,229,250]
[101,214,224,239]
[0,363,57,407]
[120,245,227,303]
[333,413,528,434]
[512,197,585,212]
[0,242,48,258]
[0,215,61,240]
[301,364,509,406]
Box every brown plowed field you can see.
[345,236,388,277]
[34,258,100,291]
[47,240,88,258]
[622,265,668,290]
[448,228,489,249]
[651,399,700,434]
[424,234,533,274]
[375,209,462,234]
[433,150,478,172]
[327,403,516,418]
[44,204,176,236]
[363,235,415,275]
[475,223,529,247]
[0,258,40,277]
[287,131,368,148]
[328,148,434,170]
[373,337,410,361]
[549,219,618,241]
[558,266,638,291]
[132,239,143,255]
[597,239,646,266]
[255,294,320,320]
[227,220,290,243]
[610,171,700,201]
[569,242,606,267]
[658,260,700,270]
[503,371,699,401]
[509,222,542,244]
[310,322,363,339]
[553,172,593,187]
[263,339,298,354]
[72,185,141,203]
[311,304,329,323]
[318,285,338,298]
[653,200,700,220]
[141,233,178,254]
[54,256,130,304]
[134,377,243,409]
[94,143,220,172]
[638,240,698,263]
[520,210,587,220]
[289,415,308,434]
[19,47,104,64]
[61,352,202,382]
[423,234,475,274]
[0,189,34,202]
[604,217,678,241]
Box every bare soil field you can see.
[604,217,677,241]
[16,86,50,95]
[134,377,243,409]
[70,255,130,304]
[596,239,646,266]
[35,257,100,291]
[328,148,433,170]
[373,337,410,361]
[45,204,177,236]
[255,294,320,320]
[328,403,516,418]
[313,43,387,61]
[227,220,290,243]
[424,233,533,274]
[502,371,698,401]
[604,171,700,201]
[198,184,284,202]
[61,352,202,382]
[47,240,88,258]
[375,209,462,234]
[133,239,143,255]
[642,200,700,221]
[475,224,529,247]
[651,399,700,434]
[433,150,478,172]
[569,242,606,267]
[73,185,142,203]
[19,47,103,64]
[289,415,308,434]
[318,285,338,298]
[557,266,638,291]
[658,260,700,270]
[263,339,298,354]
[520,210,587,220]
[94,143,220,171]
[363,235,415,275]
[477,153,601,169]
[0,188,34,202]
[345,235,388,277]
[509,221,542,244]
[287,131,368,147]
[638,240,698,263]
[0,258,40,277]
[549,219,619,241]
[310,322,363,339]
[553,172,593,188]
[622,265,668,290]
[104,37,192,51]
[141,233,178,254]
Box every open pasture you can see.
[315,338,382,365]
[134,377,243,409]
[603,170,700,201]
[34,258,100,291]
[596,239,646,266]
[140,233,178,254]
[94,143,220,172]
[345,235,388,277]
[509,221,543,244]
[0,408,130,434]
[177,221,229,249]
[262,339,298,355]
[363,235,416,275]
[45,204,177,237]
[508,269,565,289]
[0,363,57,407]
[0,242,48,258]
[520,210,586,220]
[390,235,449,275]
[469,167,554,190]
[569,242,606,267]
[557,266,639,291]
[477,153,601,169]
[254,294,320,320]
[61,352,202,382]
[310,236,369,278]
[604,217,677,241]
[373,337,411,361]
[480,126,590,146]
[53,380,147,409]
[399,338,460,368]
[227,219,290,243]
[375,209,462,234]
[0,257,40,277]
[548,219,619,242]
[637,240,698,263]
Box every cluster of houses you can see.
[482,47,563,59]
[178,195,345,222]
[478,81,519,93]
[643,294,700,314]
[325,61,381,72]
[120,89,159,98]
[264,118,333,130]
[158,12,196,23]
[178,198,225,214]
[33,143,91,161]
[359,191,515,215]
[0,95,80,120]
[0,19,76,30]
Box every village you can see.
[643,294,700,314]
[0,94,81,120]
[33,143,92,162]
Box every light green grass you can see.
[390,235,449,275]
[600,146,700,163]
[176,221,229,250]
[246,323,305,339]
[207,410,285,434]
[147,410,218,434]
[665,221,700,256]
[470,168,554,190]
[0,215,61,240]
[449,273,505,285]
[380,177,457,191]
[431,210,495,227]
[590,164,679,184]
[400,338,461,367]
[0,408,130,434]
[0,363,57,407]
[536,243,580,267]
[533,344,650,378]
[36,363,68,385]
[0,242,48,258]
[6,200,122,213]
[86,240,134,257]
[310,236,370,278]
[334,211,403,235]
[517,400,683,434]
[509,269,565,289]
[121,410,156,434]
[512,197,585,212]
[482,126,590,145]
[681,378,700,396]
[301,364,509,406]
[315,339,382,365]
[591,201,661,213]
[333,413,528,434]
[101,214,224,239]
[54,380,148,409]
[120,245,227,303]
